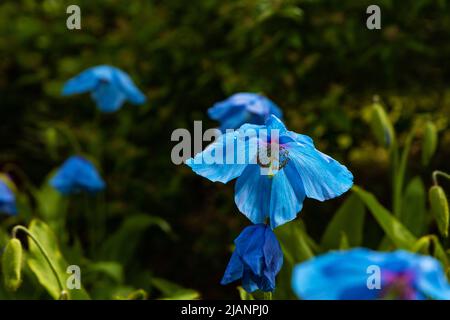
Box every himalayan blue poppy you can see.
[50,156,105,195]
[221,223,283,292]
[292,248,450,300]
[186,115,353,228]
[0,180,17,215]
[62,65,146,112]
[208,93,282,131]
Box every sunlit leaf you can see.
[151,278,200,300]
[353,186,416,249]
[401,177,426,236]
[26,219,90,299]
[99,214,173,264]
[321,194,365,249]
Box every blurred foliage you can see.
[0,0,449,299]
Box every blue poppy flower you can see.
[208,93,283,131]
[186,115,353,228]
[292,248,450,300]
[62,65,146,112]
[221,223,283,292]
[50,156,105,195]
[0,180,17,215]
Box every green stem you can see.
[12,226,67,299]
[393,127,416,217]
[432,170,450,186]
[263,292,273,300]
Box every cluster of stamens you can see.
[256,143,290,176]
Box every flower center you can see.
[257,143,289,176]
[381,271,416,300]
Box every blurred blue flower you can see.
[292,248,450,300]
[186,115,353,228]
[50,156,105,195]
[62,65,146,112]
[221,223,283,292]
[0,180,17,215]
[208,93,282,131]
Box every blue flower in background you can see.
[186,115,353,228]
[221,223,283,292]
[208,93,282,131]
[292,248,450,300]
[50,156,105,195]
[0,180,17,215]
[62,65,146,112]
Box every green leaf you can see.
[86,261,124,284]
[126,289,148,300]
[2,239,23,292]
[275,220,315,263]
[400,177,426,236]
[237,286,255,300]
[273,220,315,300]
[321,194,365,249]
[26,219,90,299]
[99,214,173,263]
[429,186,449,237]
[34,178,68,233]
[422,121,438,166]
[353,186,417,249]
[412,235,449,268]
[151,278,200,300]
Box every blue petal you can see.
[62,65,145,111]
[265,114,287,134]
[61,67,101,95]
[234,164,271,224]
[0,203,17,215]
[186,128,259,183]
[267,100,283,119]
[270,163,306,228]
[50,156,105,194]
[208,98,244,121]
[221,251,244,285]
[245,95,273,116]
[218,109,252,132]
[292,249,379,300]
[113,68,146,105]
[208,93,282,130]
[91,81,127,112]
[241,269,261,293]
[262,227,283,288]
[408,254,450,300]
[286,142,353,201]
[235,224,266,276]
[0,181,17,215]
[286,132,315,146]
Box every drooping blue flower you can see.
[62,65,146,112]
[292,248,450,300]
[208,93,283,131]
[186,115,353,228]
[221,223,283,292]
[50,156,105,195]
[0,180,17,215]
